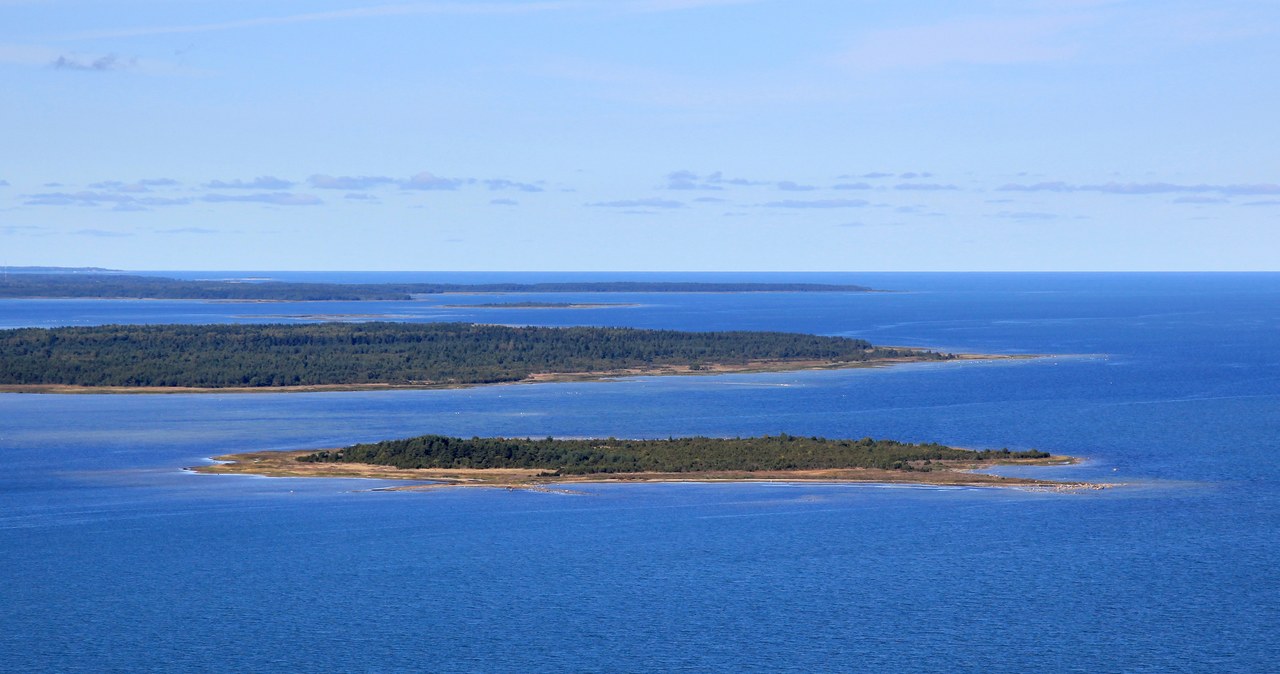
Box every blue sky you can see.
[2,0,1277,271]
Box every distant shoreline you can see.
[0,273,882,301]
[0,353,1042,395]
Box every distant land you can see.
[0,266,117,273]
[193,434,1099,491]
[0,322,956,391]
[0,272,877,301]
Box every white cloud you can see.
[588,198,684,208]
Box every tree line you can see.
[300,433,1050,474]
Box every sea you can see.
[0,272,1277,672]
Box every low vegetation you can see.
[299,433,1051,475]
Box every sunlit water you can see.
[1,273,1277,671]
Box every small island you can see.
[0,322,973,392]
[192,433,1102,491]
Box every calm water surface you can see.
[1,273,1277,672]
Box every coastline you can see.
[189,449,1109,493]
[0,353,1044,395]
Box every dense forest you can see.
[0,322,947,388]
[300,433,1050,474]
[0,273,874,300]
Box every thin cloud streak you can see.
[664,170,723,191]
[894,183,958,191]
[761,198,869,209]
[839,15,1085,72]
[74,228,133,237]
[484,179,543,192]
[23,191,191,209]
[588,198,684,208]
[990,210,1059,221]
[776,181,816,191]
[201,192,321,206]
[998,181,1280,196]
[53,0,755,41]
[56,3,582,41]
[206,176,296,190]
[156,227,219,234]
[309,174,396,190]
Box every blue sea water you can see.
[1,273,1277,672]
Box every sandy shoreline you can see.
[0,353,1044,395]
[188,449,1110,493]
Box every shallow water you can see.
[1,273,1277,671]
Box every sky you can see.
[1,0,1278,271]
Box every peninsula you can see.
[0,322,960,392]
[192,433,1097,491]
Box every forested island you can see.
[0,273,875,301]
[194,433,1093,490]
[0,322,953,391]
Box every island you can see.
[192,433,1103,491]
[0,272,877,301]
[0,322,974,392]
